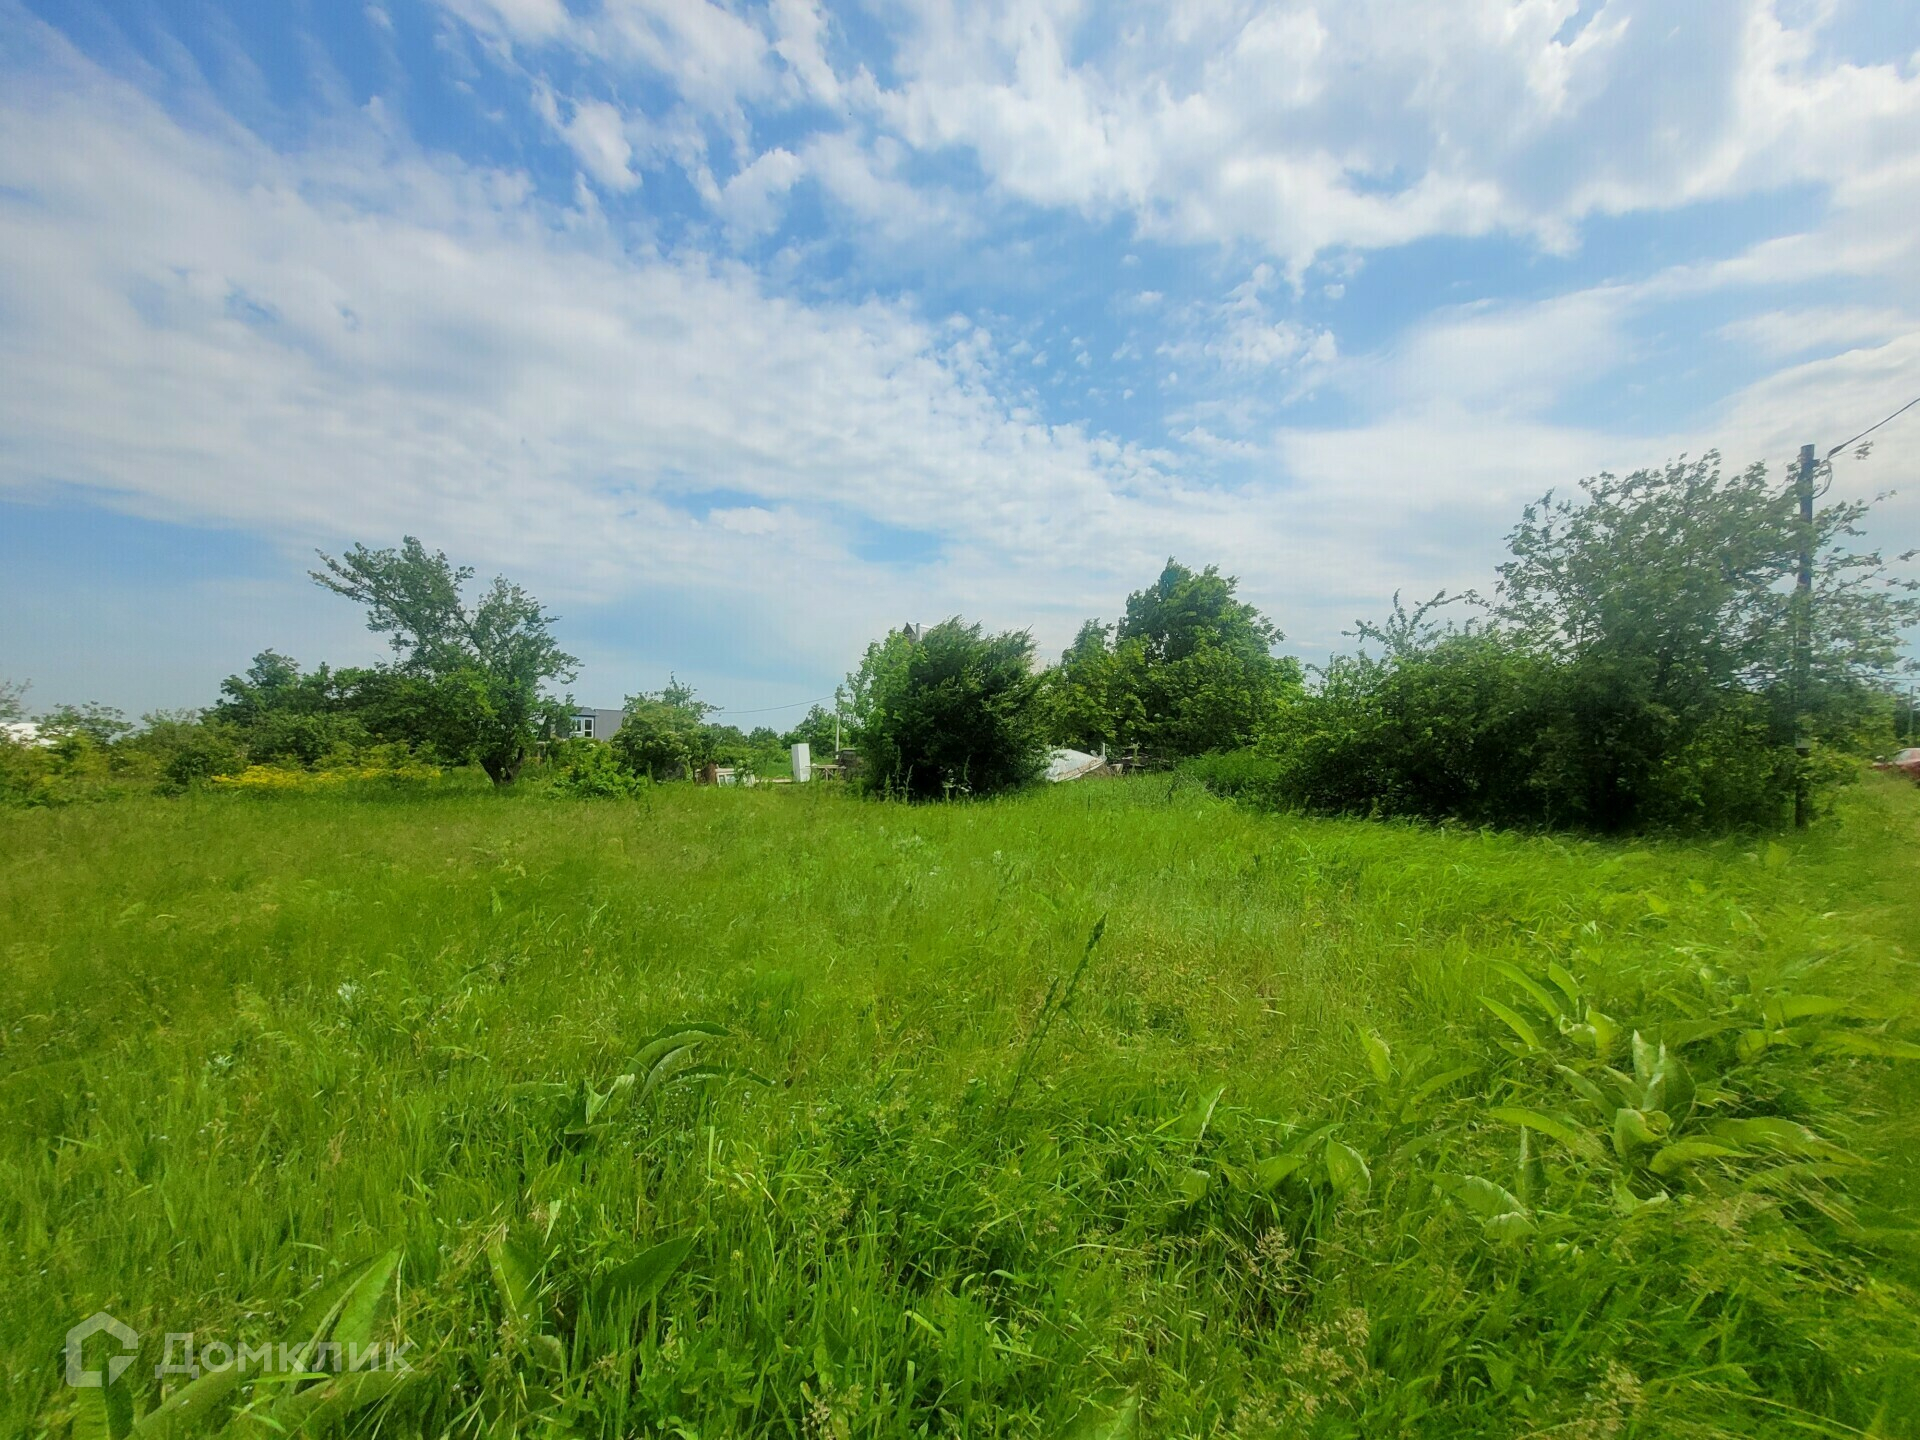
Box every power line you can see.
[1825,395,1920,461]
[709,694,835,717]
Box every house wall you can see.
[570,708,627,741]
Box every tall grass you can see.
[4,775,1918,1436]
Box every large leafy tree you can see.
[1268,455,1916,833]
[849,619,1048,799]
[312,538,577,784]
[1119,558,1282,665]
[1049,560,1298,757]
[1493,454,1917,823]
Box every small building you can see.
[568,708,625,741]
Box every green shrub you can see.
[1263,601,1817,834]
[0,735,52,806]
[553,739,650,798]
[850,618,1048,799]
[1177,748,1287,804]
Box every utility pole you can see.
[1792,442,1816,828]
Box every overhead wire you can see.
[1824,395,1920,462]
[707,694,836,717]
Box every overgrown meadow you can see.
[5,774,1920,1438]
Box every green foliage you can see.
[609,678,712,781]
[780,703,840,755]
[311,538,578,784]
[130,713,249,792]
[849,618,1048,798]
[6,778,1920,1436]
[1497,454,1917,736]
[0,732,51,806]
[1048,560,1300,758]
[1491,455,1917,826]
[549,739,650,799]
[1174,748,1287,804]
[213,651,370,767]
[1255,456,1917,833]
[40,701,135,746]
[604,680,789,783]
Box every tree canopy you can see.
[311,538,577,784]
[1048,560,1299,758]
[1261,456,1919,832]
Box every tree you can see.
[1119,558,1282,665]
[127,711,247,790]
[214,650,308,725]
[39,701,134,746]
[312,539,578,784]
[781,704,840,756]
[0,678,26,725]
[1494,454,1918,826]
[610,677,712,781]
[1263,455,1917,834]
[212,652,370,767]
[850,619,1047,799]
[1048,560,1298,757]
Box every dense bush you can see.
[551,738,652,798]
[133,713,249,792]
[1175,748,1288,804]
[1263,622,1803,832]
[850,618,1048,799]
[1245,456,1917,834]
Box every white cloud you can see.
[538,93,640,191]
[439,0,572,44]
[0,31,1245,679]
[5,2,1916,703]
[770,0,843,105]
[1719,306,1912,361]
[864,1,1920,271]
[1373,287,1635,415]
[709,505,784,535]
[715,146,804,235]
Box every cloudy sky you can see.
[2,0,1917,719]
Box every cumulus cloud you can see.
[447,3,1920,300]
[4,0,1917,705]
[868,1,1920,270]
[0,27,1239,676]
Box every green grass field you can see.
[5,775,1919,1438]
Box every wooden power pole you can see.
[1792,443,1815,828]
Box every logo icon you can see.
[65,1312,138,1388]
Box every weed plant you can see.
[4,775,1918,1436]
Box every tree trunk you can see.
[481,748,526,786]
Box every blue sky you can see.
[2,0,1917,719]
